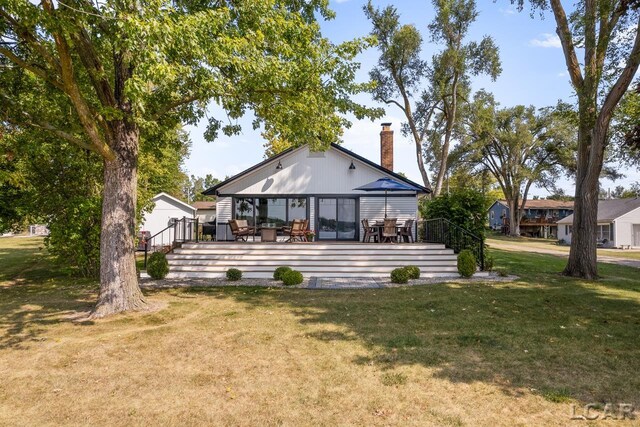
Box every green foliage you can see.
[273,266,292,281]
[420,188,490,237]
[281,270,304,286]
[147,252,169,280]
[390,267,409,284]
[457,250,476,278]
[404,265,421,280]
[226,268,242,281]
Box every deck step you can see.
[163,242,461,279]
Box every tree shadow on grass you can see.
[202,250,640,406]
[0,276,97,350]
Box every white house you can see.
[557,198,640,248]
[202,124,429,241]
[140,192,196,237]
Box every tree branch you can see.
[549,0,585,89]
[0,46,65,91]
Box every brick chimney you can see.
[380,122,394,171]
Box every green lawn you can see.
[1,237,639,425]
[487,232,640,260]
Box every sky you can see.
[183,0,640,197]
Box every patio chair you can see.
[361,219,378,243]
[381,218,398,243]
[229,219,254,242]
[284,219,306,242]
[398,219,415,243]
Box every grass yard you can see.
[487,232,640,260]
[1,237,639,426]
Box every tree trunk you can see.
[91,121,146,318]
[508,198,520,237]
[564,106,601,279]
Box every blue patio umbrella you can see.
[354,178,425,218]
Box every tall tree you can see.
[364,0,500,194]
[512,0,640,278]
[1,0,380,316]
[463,92,575,236]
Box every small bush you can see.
[457,250,476,278]
[390,267,409,284]
[282,270,304,286]
[226,268,242,281]
[484,255,494,272]
[404,265,421,280]
[147,252,169,279]
[273,266,292,281]
[495,268,508,277]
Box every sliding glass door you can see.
[317,198,358,240]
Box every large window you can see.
[596,224,612,241]
[233,197,307,228]
[317,197,357,240]
[256,198,287,227]
[234,198,255,226]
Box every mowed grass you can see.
[1,237,639,426]
[487,232,640,260]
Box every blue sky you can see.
[184,0,639,197]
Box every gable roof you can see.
[192,201,216,210]
[153,192,196,214]
[202,142,430,196]
[557,198,640,223]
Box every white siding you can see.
[614,206,640,247]
[218,145,414,197]
[359,196,418,239]
[557,222,572,244]
[309,197,315,232]
[216,197,232,241]
[140,194,195,237]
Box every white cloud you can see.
[499,7,516,16]
[530,33,562,48]
[557,71,568,77]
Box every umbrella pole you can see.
[385,190,388,218]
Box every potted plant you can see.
[305,231,316,242]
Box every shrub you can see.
[484,255,495,272]
[390,267,409,284]
[420,188,490,238]
[282,270,304,286]
[404,265,421,280]
[273,266,292,281]
[226,268,242,281]
[495,268,508,277]
[147,252,169,279]
[457,250,476,278]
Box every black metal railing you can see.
[416,218,485,271]
[143,216,199,268]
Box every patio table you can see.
[370,221,405,243]
[259,223,280,243]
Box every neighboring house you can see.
[203,123,429,241]
[488,199,574,238]
[192,201,216,223]
[140,192,196,237]
[557,198,640,248]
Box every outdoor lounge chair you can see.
[361,219,378,243]
[229,219,255,241]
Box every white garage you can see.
[140,192,196,237]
